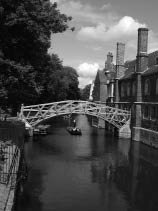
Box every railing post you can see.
[19,104,24,120]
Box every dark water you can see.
[15,115,158,211]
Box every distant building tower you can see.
[92,52,115,103]
[92,52,115,128]
[89,81,94,101]
[114,42,125,103]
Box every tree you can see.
[62,66,80,100]
[40,53,64,102]
[0,0,72,113]
[41,64,80,102]
[80,84,91,101]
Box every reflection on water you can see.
[16,115,158,211]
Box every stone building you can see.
[114,28,158,147]
[92,52,115,103]
[92,27,158,147]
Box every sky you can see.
[49,0,158,88]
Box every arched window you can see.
[132,81,136,96]
[144,79,150,96]
[156,78,158,95]
[127,82,130,96]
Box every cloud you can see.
[100,3,112,11]
[50,0,158,73]
[77,16,146,42]
[77,15,158,60]
[50,0,65,4]
[148,31,158,53]
[51,0,116,25]
[90,46,103,52]
[77,63,99,88]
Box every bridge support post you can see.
[118,119,131,138]
[105,121,131,138]
[91,117,105,128]
[19,104,33,137]
[19,104,24,120]
[98,118,105,128]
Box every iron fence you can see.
[0,122,26,187]
[0,141,21,186]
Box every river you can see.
[15,115,158,211]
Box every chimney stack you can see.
[116,42,125,78]
[105,52,113,70]
[107,52,113,64]
[134,28,149,131]
[114,42,125,103]
[136,28,148,73]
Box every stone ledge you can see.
[132,127,158,148]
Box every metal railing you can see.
[0,141,20,186]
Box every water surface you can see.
[15,115,158,211]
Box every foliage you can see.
[62,66,80,100]
[41,63,80,102]
[0,0,79,114]
[80,84,91,101]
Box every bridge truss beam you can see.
[20,100,131,129]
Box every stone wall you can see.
[100,84,108,102]
[132,127,158,148]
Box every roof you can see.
[94,68,116,84]
[120,50,158,80]
[93,70,106,85]
[125,59,136,69]
[142,65,158,76]
[124,50,158,68]
[98,70,107,83]
[121,71,135,80]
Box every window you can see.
[151,106,156,120]
[127,82,131,96]
[144,106,149,119]
[121,83,125,97]
[156,78,158,95]
[132,81,136,96]
[121,83,127,97]
[144,79,150,96]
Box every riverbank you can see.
[0,120,25,211]
[0,144,20,210]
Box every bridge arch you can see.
[20,100,131,129]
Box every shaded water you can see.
[15,115,158,211]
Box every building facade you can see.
[92,27,158,147]
[116,28,158,147]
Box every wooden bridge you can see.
[20,100,131,129]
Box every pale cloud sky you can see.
[77,16,146,42]
[77,63,99,88]
[49,0,158,88]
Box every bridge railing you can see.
[20,100,131,128]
